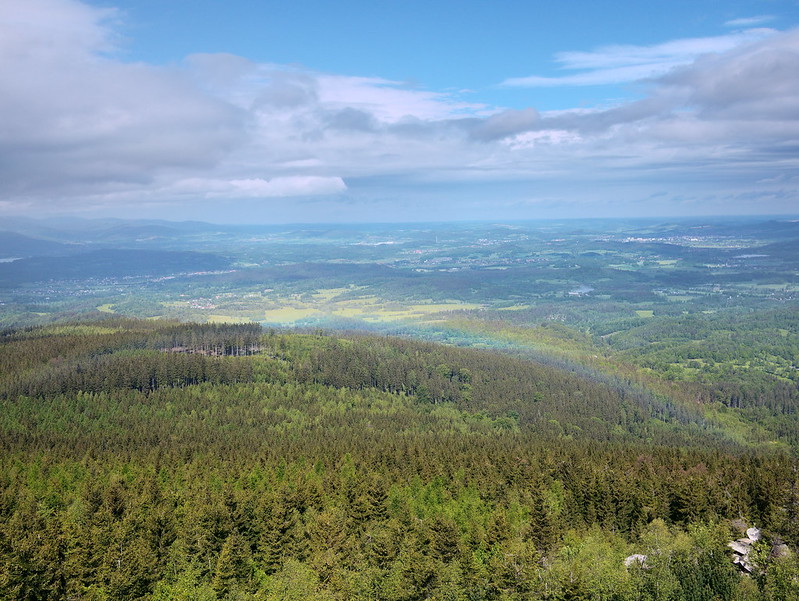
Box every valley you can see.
[1,215,798,599]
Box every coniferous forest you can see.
[1,318,798,600]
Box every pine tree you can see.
[212,531,253,597]
[429,515,461,564]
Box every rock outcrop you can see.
[626,523,790,575]
[624,554,648,568]
[728,526,761,573]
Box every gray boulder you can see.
[624,554,648,568]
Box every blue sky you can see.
[106,0,788,110]
[1,0,798,223]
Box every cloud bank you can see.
[1,0,798,220]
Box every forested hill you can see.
[1,319,798,600]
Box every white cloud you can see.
[725,15,775,28]
[502,129,582,150]
[502,64,674,88]
[502,29,775,87]
[315,75,487,122]
[171,176,348,198]
[657,30,799,120]
[0,0,246,204]
[226,176,347,198]
[0,0,118,60]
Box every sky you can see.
[1,0,799,223]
